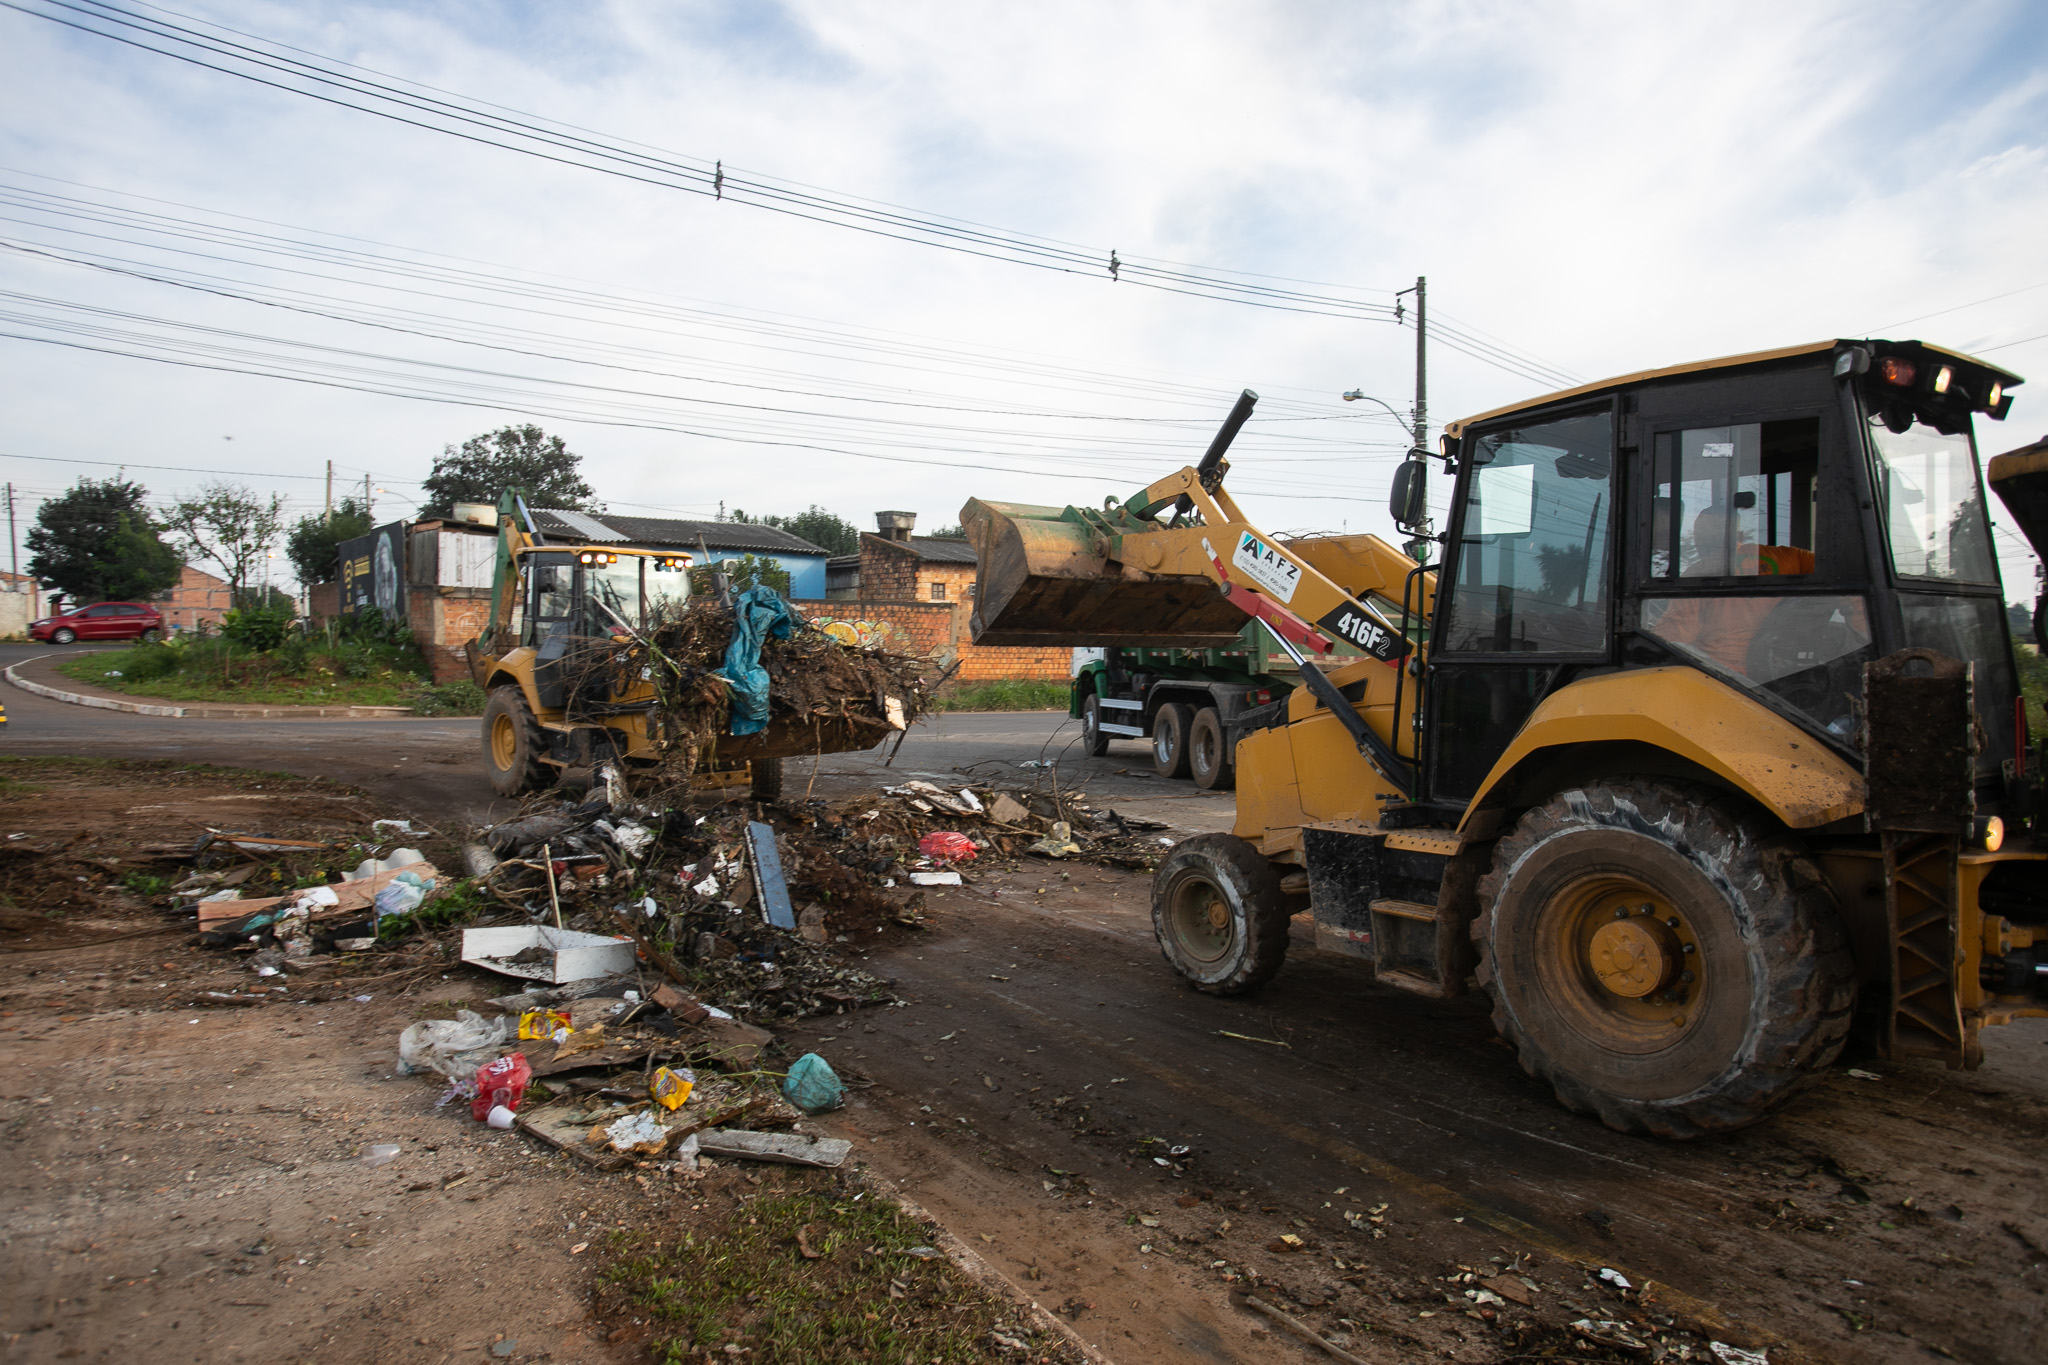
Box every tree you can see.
[691,553,791,598]
[284,496,374,585]
[26,477,184,602]
[422,425,598,513]
[925,523,967,539]
[163,482,288,605]
[727,504,861,555]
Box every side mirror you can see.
[1388,458,1428,529]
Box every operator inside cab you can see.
[1648,495,1814,673]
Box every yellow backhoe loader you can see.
[966,340,2046,1138]
[467,492,896,798]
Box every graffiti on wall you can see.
[811,617,899,650]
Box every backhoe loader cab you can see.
[965,339,2046,1138]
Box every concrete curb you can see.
[3,656,418,720]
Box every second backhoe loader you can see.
[965,340,2047,1138]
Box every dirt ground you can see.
[3,758,2045,1365]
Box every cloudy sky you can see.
[1,0,2044,595]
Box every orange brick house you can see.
[156,564,233,633]
[806,512,1068,683]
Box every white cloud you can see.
[0,0,2043,593]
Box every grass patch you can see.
[379,879,490,941]
[599,1170,1080,1365]
[931,678,1069,712]
[59,651,422,707]
[409,679,488,716]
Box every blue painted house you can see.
[531,509,830,599]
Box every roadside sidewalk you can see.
[4,650,418,720]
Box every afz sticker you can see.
[1316,599,1410,662]
[1231,532,1302,603]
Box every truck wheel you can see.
[1153,834,1291,994]
[1474,781,1853,1139]
[1152,702,1192,779]
[482,686,550,797]
[750,757,785,803]
[1188,707,1235,791]
[1081,695,1110,757]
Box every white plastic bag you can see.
[396,1009,511,1077]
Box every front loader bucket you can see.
[712,711,900,764]
[962,497,1246,648]
[1989,436,2048,563]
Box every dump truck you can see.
[1073,619,1359,788]
[467,492,898,798]
[965,342,2046,1137]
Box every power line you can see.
[2,0,1584,389]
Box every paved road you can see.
[1,641,1235,833]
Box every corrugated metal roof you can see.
[532,509,828,555]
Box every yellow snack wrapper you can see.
[650,1065,696,1111]
[518,1009,571,1041]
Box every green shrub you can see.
[118,641,182,682]
[931,678,1069,711]
[221,603,296,651]
[412,679,488,716]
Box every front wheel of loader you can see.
[749,757,784,804]
[1474,781,1853,1138]
[482,685,550,797]
[1152,702,1192,779]
[1188,706,1235,791]
[1152,834,1291,994]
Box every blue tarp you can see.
[716,585,796,736]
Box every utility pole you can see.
[364,472,373,521]
[325,460,333,526]
[1410,275,1427,457]
[5,481,17,586]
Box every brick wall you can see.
[951,643,1070,682]
[406,588,494,682]
[157,565,233,633]
[792,597,1068,683]
[306,581,339,623]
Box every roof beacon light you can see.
[1988,381,2003,409]
[1980,815,2005,852]
[1876,356,1917,387]
[1932,365,1954,395]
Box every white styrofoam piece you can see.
[460,925,636,983]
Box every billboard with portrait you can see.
[338,521,408,619]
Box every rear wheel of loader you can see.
[749,757,784,803]
[482,686,550,797]
[1152,834,1290,994]
[1474,781,1853,1138]
[1188,707,1235,791]
[1081,695,1110,757]
[1152,702,1193,779]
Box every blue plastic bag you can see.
[782,1052,845,1113]
[715,585,796,736]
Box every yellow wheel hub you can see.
[1206,898,1229,929]
[490,713,519,770]
[1588,917,1677,998]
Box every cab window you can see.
[1650,418,1818,579]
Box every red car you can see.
[29,601,165,644]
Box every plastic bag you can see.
[373,869,434,920]
[472,1052,532,1122]
[782,1052,845,1113]
[396,1009,512,1077]
[715,585,796,736]
[918,831,978,864]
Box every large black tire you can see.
[1152,834,1291,994]
[1188,706,1235,791]
[1474,781,1854,1138]
[750,757,785,803]
[1080,695,1111,757]
[482,685,551,797]
[1152,701,1193,779]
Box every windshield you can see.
[586,560,643,633]
[1869,416,1996,582]
[645,557,691,619]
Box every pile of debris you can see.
[558,593,938,764]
